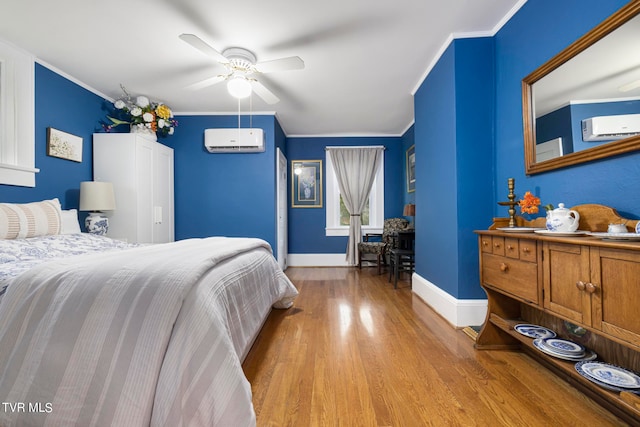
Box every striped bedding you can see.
[0,236,298,426]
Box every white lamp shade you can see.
[227,76,252,99]
[79,181,116,211]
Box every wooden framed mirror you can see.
[523,1,640,175]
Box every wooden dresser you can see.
[475,204,640,423]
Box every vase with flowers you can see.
[518,191,554,224]
[102,86,177,141]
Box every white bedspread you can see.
[0,237,298,426]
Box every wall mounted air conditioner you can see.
[582,114,640,142]
[204,128,265,153]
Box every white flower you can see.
[136,96,150,108]
[114,100,126,109]
[131,107,142,117]
[168,127,174,135]
[158,119,166,128]
[142,112,154,123]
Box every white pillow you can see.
[60,209,82,234]
[0,198,62,239]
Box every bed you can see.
[0,199,298,426]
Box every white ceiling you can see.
[0,0,523,136]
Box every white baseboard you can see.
[412,273,487,328]
[287,253,351,267]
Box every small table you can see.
[388,230,415,288]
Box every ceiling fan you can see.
[179,33,304,104]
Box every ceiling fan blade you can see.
[179,33,228,63]
[185,75,226,91]
[251,80,280,104]
[255,56,304,74]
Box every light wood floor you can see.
[242,267,627,426]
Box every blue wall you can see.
[494,0,638,219]
[286,136,405,254]
[413,38,494,299]
[169,115,280,253]
[0,64,102,208]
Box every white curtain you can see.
[328,147,384,265]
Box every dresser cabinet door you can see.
[542,242,591,324]
[591,248,640,347]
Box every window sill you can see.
[326,226,383,237]
[0,163,39,187]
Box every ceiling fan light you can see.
[227,77,252,99]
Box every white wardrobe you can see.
[93,133,174,244]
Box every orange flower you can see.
[518,191,540,214]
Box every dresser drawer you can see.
[480,236,492,253]
[504,238,519,259]
[482,253,539,304]
[518,239,537,262]
[491,236,505,256]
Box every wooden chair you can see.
[388,230,415,288]
[358,218,409,274]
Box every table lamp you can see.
[403,203,415,228]
[79,181,116,235]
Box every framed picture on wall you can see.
[292,160,323,208]
[406,144,415,193]
[46,127,83,162]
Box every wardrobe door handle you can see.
[576,281,586,291]
[586,282,597,294]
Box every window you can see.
[325,148,384,236]
[0,39,37,187]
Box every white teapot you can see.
[546,203,580,232]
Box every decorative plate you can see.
[534,230,590,237]
[578,362,640,389]
[514,324,556,339]
[636,222,640,234]
[575,363,632,393]
[537,339,584,358]
[497,227,544,233]
[588,232,640,241]
[533,339,597,361]
[542,338,585,355]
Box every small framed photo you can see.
[292,160,322,208]
[47,128,83,162]
[406,144,415,193]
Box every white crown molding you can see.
[399,119,415,136]
[492,0,528,35]
[173,111,277,116]
[287,131,406,138]
[410,33,455,96]
[411,0,527,96]
[36,59,112,101]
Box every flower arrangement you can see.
[518,191,541,214]
[518,191,554,215]
[103,87,177,137]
